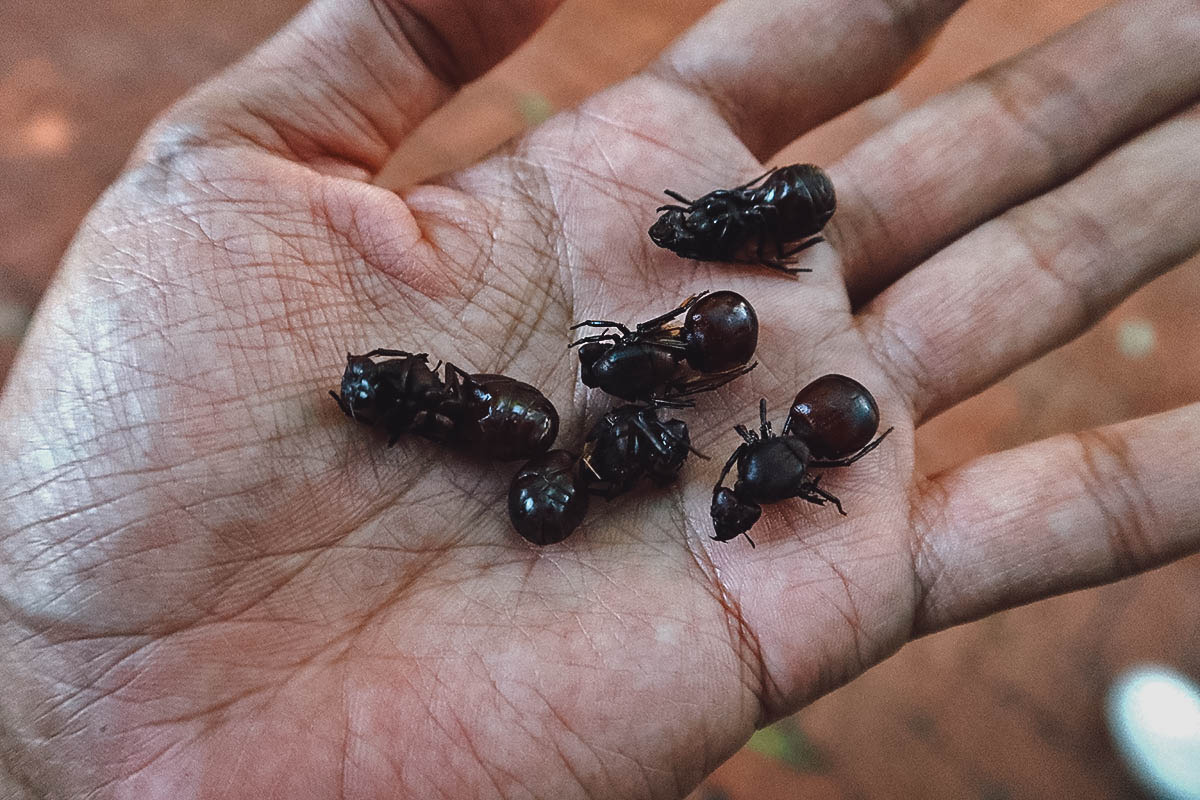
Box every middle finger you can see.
[858,104,1200,424]
[648,0,964,160]
[832,0,1200,304]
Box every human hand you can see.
[1,0,1198,797]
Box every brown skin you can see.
[2,0,1200,798]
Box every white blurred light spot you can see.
[654,621,680,645]
[1117,318,1156,359]
[1107,665,1200,800]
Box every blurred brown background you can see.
[2,1,1198,797]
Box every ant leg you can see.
[442,362,474,394]
[662,363,757,401]
[799,476,846,515]
[569,319,632,335]
[781,236,824,258]
[648,396,697,410]
[770,223,810,275]
[744,210,768,265]
[751,234,820,275]
[728,215,806,275]
[443,362,469,379]
[735,206,810,275]
[568,332,624,347]
[758,398,773,438]
[629,413,709,460]
[663,370,747,400]
[736,206,773,265]
[732,167,775,191]
[635,291,711,333]
[655,203,691,213]
[755,258,808,276]
[713,445,743,493]
[580,458,622,500]
[753,208,784,268]
[358,348,426,360]
[747,204,787,263]
[663,189,695,205]
[734,424,758,445]
[810,427,895,469]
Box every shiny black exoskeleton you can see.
[507,404,704,546]
[508,450,591,546]
[649,164,836,275]
[710,375,892,545]
[570,290,758,403]
[330,349,558,461]
[581,403,702,497]
[784,374,882,460]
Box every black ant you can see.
[507,403,706,546]
[580,402,707,498]
[570,290,758,403]
[330,349,558,461]
[710,375,892,545]
[508,450,591,546]
[649,164,835,275]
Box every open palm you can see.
[2,0,1199,797]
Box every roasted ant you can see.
[331,349,445,439]
[330,349,558,461]
[785,373,883,459]
[508,404,706,545]
[508,450,591,546]
[581,403,706,498]
[710,375,892,545]
[570,290,758,403]
[649,164,836,275]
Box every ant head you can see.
[648,210,688,249]
[339,354,380,417]
[576,342,613,389]
[710,487,761,544]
